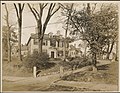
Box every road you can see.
[3,74,60,91]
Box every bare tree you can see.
[14,3,25,61]
[28,3,60,53]
[4,4,11,62]
[60,3,73,61]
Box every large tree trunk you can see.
[18,23,22,61]
[92,53,97,72]
[37,19,43,53]
[38,39,43,53]
[18,14,22,61]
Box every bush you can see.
[59,56,93,69]
[23,52,50,70]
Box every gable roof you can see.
[26,33,73,46]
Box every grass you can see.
[2,58,32,77]
[2,57,119,85]
[2,57,60,77]
[61,60,118,85]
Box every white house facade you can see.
[26,32,71,59]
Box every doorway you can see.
[51,51,54,58]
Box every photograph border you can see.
[1,1,120,93]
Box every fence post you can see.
[33,66,36,78]
[60,66,64,78]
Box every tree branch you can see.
[51,3,56,12]
[33,7,40,17]
[47,3,53,16]
[21,4,25,11]
[42,3,48,9]
[14,3,19,19]
[27,3,38,21]
[51,6,60,16]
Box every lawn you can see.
[61,60,118,85]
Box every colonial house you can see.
[26,32,72,59]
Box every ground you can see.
[2,58,119,91]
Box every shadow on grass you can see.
[97,64,109,70]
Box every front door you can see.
[51,51,54,58]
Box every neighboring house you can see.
[68,39,89,58]
[26,32,71,59]
[68,39,117,59]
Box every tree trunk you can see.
[18,25,22,61]
[92,53,97,72]
[106,41,110,59]
[115,40,118,61]
[63,30,67,61]
[14,4,24,61]
[84,44,87,58]
[7,29,11,62]
[106,41,114,60]
[18,15,22,61]
[5,4,11,62]
[38,39,43,53]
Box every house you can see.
[69,39,117,60]
[26,32,72,59]
[68,39,89,58]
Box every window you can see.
[46,40,48,46]
[59,41,63,47]
[43,40,46,46]
[50,40,56,47]
[57,41,60,47]
[58,51,63,56]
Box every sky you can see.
[2,3,66,44]
[2,2,118,45]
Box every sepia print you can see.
[1,1,119,92]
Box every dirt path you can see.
[3,74,60,91]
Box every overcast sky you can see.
[2,3,66,44]
[2,2,118,44]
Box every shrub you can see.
[59,56,93,69]
[23,51,50,70]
